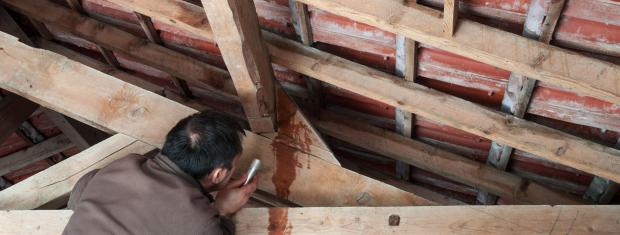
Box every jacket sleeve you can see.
[67,169,100,210]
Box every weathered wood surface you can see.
[298,0,620,105]
[0,33,429,209]
[315,113,583,205]
[99,0,620,183]
[4,0,236,98]
[4,205,619,234]
[202,0,276,133]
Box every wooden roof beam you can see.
[0,32,431,208]
[98,0,620,188]
[3,205,620,234]
[298,0,620,105]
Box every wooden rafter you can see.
[297,0,620,105]
[201,0,276,133]
[3,205,620,234]
[97,0,620,189]
[0,33,431,209]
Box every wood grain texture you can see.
[443,0,458,37]
[315,113,583,205]
[4,0,236,98]
[0,210,73,235]
[262,31,620,183]
[0,33,427,208]
[235,205,620,234]
[101,0,620,182]
[3,205,620,234]
[297,0,620,105]
[201,0,276,133]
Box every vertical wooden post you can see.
[394,35,418,181]
[202,0,276,133]
[443,0,458,37]
[289,0,323,113]
[477,0,566,204]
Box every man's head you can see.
[161,110,245,190]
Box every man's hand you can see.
[213,174,258,216]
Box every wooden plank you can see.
[584,138,620,204]
[0,134,73,176]
[236,205,620,234]
[479,0,566,205]
[0,134,154,209]
[297,0,620,105]
[3,0,237,99]
[443,0,458,37]
[315,112,582,205]
[104,0,620,182]
[4,205,620,234]
[201,0,276,133]
[34,38,207,112]
[43,109,92,150]
[0,210,73,235]
[0,32,428,208]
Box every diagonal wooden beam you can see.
[0,32,429,208]
[201,0,276,133]
[297,0,620,105]
[96,0,620,188]
[4,205,620,234]
[0,134,73,177]
[478,0,567,205]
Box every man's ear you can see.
[207,167,229,185]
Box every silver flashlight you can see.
[243,159,261,186]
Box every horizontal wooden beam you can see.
[4,205,620,234]
[0,32,430,208]
[0,134,73,176]
[103,0,620,183]
[3,0,236,98]
[297,0,620,105]
[315,112,582,205]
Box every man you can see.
[63,110,257,234]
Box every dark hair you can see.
[161,110,245,179]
